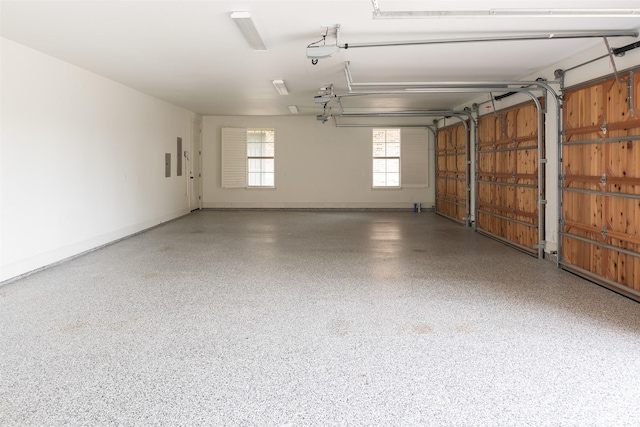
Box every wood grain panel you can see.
[436,122,468,223]
[476,101,541,252]
[561,70,640,295]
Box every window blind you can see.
[401,128,428,188]
[221,127,247,188]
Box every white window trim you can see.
[372,128,401,188]
[247,128,275,188]
[221,127,276,189]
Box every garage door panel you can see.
[606,72,640,128]
[516,187,537,219]
[607,197,640,236]
[604,243,640,291]
[477,152,493,176]
[607,137,640,192]
[562,235,605,276]
[494,151,514,175]
[515,222,537,248]
[516,149,538,176]
[504,109,517,139]
[476,100,541,254]
[564,84,605,139]
[436,122,468,224]
[436,131,447,151]
[477,182,492,206]
[561,69,640,300]
[515,104,538,137]
[562,191,602,228]
[452,125,467,148]
[478,116,499,145]
[563,143,603,179]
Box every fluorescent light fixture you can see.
[272,79,289,95]
[288,105,299,114]
[231,11,266,50]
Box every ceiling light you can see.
[288,105,299,114]
[231,11,266,51]
[272,79,289,95]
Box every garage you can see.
[2,1,640,425]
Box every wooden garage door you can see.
[476,101,542,256]
[436,122,469,225]
[561,69,640,298]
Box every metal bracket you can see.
[558,92,566,106]
[541,93,548,114]
[539,199,548,205]
[628,71,635,117]
[600,120,608,135]
[540,158,548,164]
[600,173,607,186]
[603,37,623,83]
[600,225,607,240]
[533,241,546,249]
[559,173,565,184]
[490,92,498,117]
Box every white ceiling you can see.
[2,0,639,116]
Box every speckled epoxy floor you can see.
[2,210,640,426]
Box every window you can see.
[373,128,400,187]
[247,129,274,187]
[221,127,275,188]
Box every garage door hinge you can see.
[600,173,607,186]
[540,158,547,164]
[600,225,607,239]
[600,120,608,135]
[535,196,547,204]
[559,174,565,183]
[533,241,546,249]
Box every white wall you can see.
[449,37,640,255]
[202,116,434,209]
[1,38,197,282]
